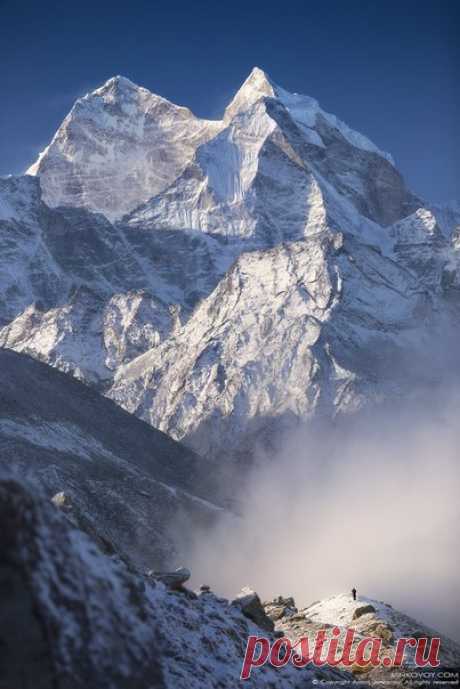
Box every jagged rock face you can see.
[0,349,224,570]
[430,200,460,239]
[110,237,338,456]
[0,175,62,328]
[0,474,353,689]
[27,76,221,221]
[232,587,275,632]
[109,226,457,457]
[2,68,460,459]
[0,176,231,385]
[126,77,418,239]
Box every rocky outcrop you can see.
[353,604,376,619]
[232,587,275,632]
[265,596,298,622]
[147,567,191,590]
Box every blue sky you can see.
[1,0,458,201]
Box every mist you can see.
[184,389,460,641]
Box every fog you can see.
[185,390,460,641]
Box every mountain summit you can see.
[28,68,396,222]
[225,67,394,163]
[223,67,277,120]
[1,70,459,459]
[27,74,221,220]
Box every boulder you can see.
[147,567,191,590]
[264,596,298,621]
[372,623,394,643]
[265,605,287,621]
[232,587,275,632]
[352,604,376,620]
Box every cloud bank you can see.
[185,390,460,641]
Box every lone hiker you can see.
[352,587,357,601]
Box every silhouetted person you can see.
[352,587,357,601]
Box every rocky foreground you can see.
[1,472,459,689]
[0,474,351,689]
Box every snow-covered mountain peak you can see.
[27,75,221,220]
[224,66,276,120]
[83,73,188,115]
[94,74,139,94]
[26,70,401,222]
[277,87,395,165]
[71,75,144,107]
[1,69,459,460]
[224,67,394,165]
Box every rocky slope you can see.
[1,68,459,459]
[0,348,224,570]
[0,473,355,689]
[1,473,457,688]
[264,593,460,684]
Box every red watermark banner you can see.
[240,628,441,680]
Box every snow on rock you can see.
[430,200,460,239]
[27,75,221,220]
[28,68,401,225]
[0,474,166,689]
[225,67,394,164]
[390,208,441,244]
[231,587,275,632]
[0,189,229,384]
[268,592,460,678]
[109,236,336,455]
[1,69,459,460]
[0,174,41,221]
[108,230,437,458]
[0,348,224,570]
[0,473,353,689]
[303,592,392,627]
